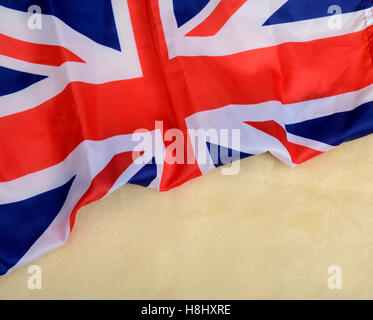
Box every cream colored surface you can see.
[1,136,373,299]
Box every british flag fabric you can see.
[0,0,373,275]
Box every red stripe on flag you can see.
[69,151,139,230]
[0,34,85,66]
[245,120,322,164]
[186,0,247,37]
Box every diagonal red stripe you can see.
[245,120,322,164]
[186,0,247,37]
[69,151,140,230]
[0,34,85,66]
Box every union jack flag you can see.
[0,0,373,275]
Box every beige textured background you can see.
[1,136,373,299]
